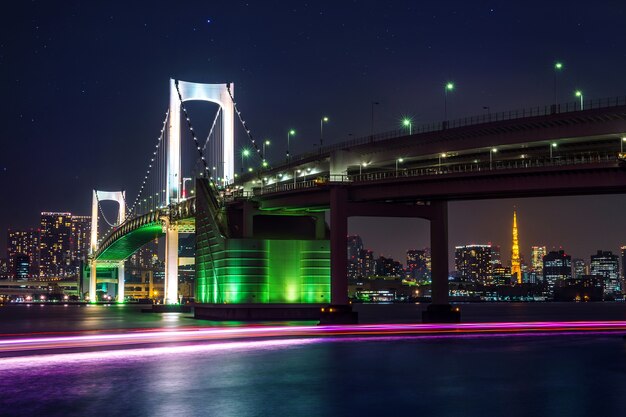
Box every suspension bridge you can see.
[88,78,626,322]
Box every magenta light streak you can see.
[0,338,320,369]
[1,321,625,355]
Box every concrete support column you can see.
[330,186,349,305]
[242,201,255,238]
[89,261,97,302]
[429,200,449,305]
[164,226,179,304]
[117,262,125,303]
[315,213,327,239]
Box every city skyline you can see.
[3,2,626,259]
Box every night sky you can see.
[2,1,626,267]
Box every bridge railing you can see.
[285,96,626,165]
[253,151,619,196]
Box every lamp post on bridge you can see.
[359,162,368,175]
[293,169,301,186]
[402,117,413,135]
[621,137,626,153]
[395,158,403,177]
[444,82,454,121]
[490,148,497,170]
[439,153,447,173]
[550,142,557,160]
[241,148,250,173]
[287,129,295,162]
[320,116,329,149]
[575,90,583,110]
[262,140,270,164]
[554,61,563,109]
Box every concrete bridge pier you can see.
[163,223,179,305]
[321,186,358,324]
[330,186,349,305]
[89,261,97,302]
[117,262,125,303]
[423,200,460,323]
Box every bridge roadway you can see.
[94,100,626,317]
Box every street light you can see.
[395,158,404,177]
[554,61,563,107]
[263,139,270,161]
[359,162,368,175]
[444,82,454,121]
[490,148,497,170]
[550,142,557,159]
[294,169,301,186]
[438,153,447,172]
[241,148,250,172]
[402,117,413,135]
[320,116,329,148]
[575,90,583,110]
[287,129,295,162]
[621,137,626,153]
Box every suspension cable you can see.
[225,83,265,162]
[95,192,119,228]
[202,106,222,153]
[128,109,169,215]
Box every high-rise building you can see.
[375,256,403,277]
[7,229,40,280]
[531,246,547,275]
[572,258,588,279]
[455,244,492,284]
[543,250,572,293]
[0,258,7,279]
[621,246,626,291]
[69,215,91,278]
[590,250,620,295]
[357,249,375,279]
[347,235,364,279]
[39,212,73,278]
[406,249,431,281]
[347,235,363,262]
[490,245,502,268]
[510,211,521,283]
[14,254,30,280]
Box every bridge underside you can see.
[96,223,164,262]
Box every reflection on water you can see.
[1,335,626,417]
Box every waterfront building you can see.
[590,250,620,295]
[7,229,40,280]
[375,256,404,277]
[39,212,73,278]
[406,249,431,281]
[531,246,547,275]
[357,249,375,279]
[510,211,521,283]
[347,235,363,262]
[621,245,626,290]
[543,250,572,294]
[455,244,492,284]
[347,235,364,279]
[553,276,604,302]
[0,258,7,279]
[70,215,91,277]
[572,258,588,279]
[491,265,511,286]
[490,245,501,269]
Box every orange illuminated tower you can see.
[511,210,522,283]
